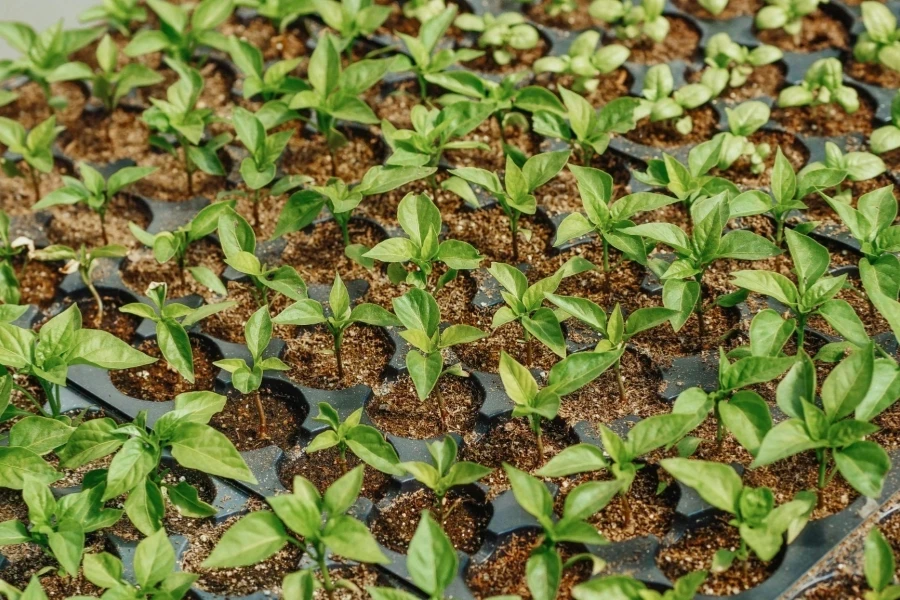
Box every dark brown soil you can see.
[121,237,226,300]
[0,160,73,215]
[453,312,561,374]
[210,386,307,451]
[45,194,151,248]
[446,117,544,172]
[281,129,383,186]
[282,219,388,284]
[625,105,720,148]
[672,0,762,19]
[12,258,63,307]
[846,59,900,89]
[41,292,141,341]
[371,487,490,553]
[772,96,875,137]
[711,130,809,189]
[0,81,87,129]
[109,336,220,400]
[199,280,295,343]
[363,78,423,129]
[686,63,785,102]
[606,17,701,64]
[525,0,599,30]
[282,324,393,390]
[136,61,234,113]
[221,16,308,61]
[755,10,850,52]
[279,446,393,501]
[465,38,550,74]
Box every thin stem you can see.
[83,269,104,328]
[338,444,349,474]
[329,147,338,178]
[816,448,829,490]
[253,188,261,229]
[435,492,445,524]
[714,398,724,445]
[695,272,706,343]
[434,379,447,429]
[316,549,337,600]
[417,73,428,102]
[524,326,533,367]
[602,237,611,294]
[254,392,269,439]
[333,333,344,380]
[183,145,194,197]
[620,491,633,530]
[614,357,626,403]
[13,383,46,416]
[532,416,544,459]
[99,210,109,246]
[510,216,520,262]
[796,313,807,353]
[29,167,41,203]
[494,112,508,148]
[775,218,785,247]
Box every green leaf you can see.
[135,528,175,589]
[752,419,821,468]
[168,422,257,483]
[865,528,895,593]
[821,344,874,421]
[166,481,217,518]
[8,416,74,455]
[526,547,562,600]
[719,391,772,456]
[0,446,60,490]
[104,437,157,500]
[499,351,538,406]
[834,440,891,498]
[323,465,363,516]
[522,307,566,359]
[406,350,443,400]
[202,511,288,568]
[407,511,457,598]
[504,463,553,522]
[536,444,607,477]
[660,458,742,514]
[321,514,389,564]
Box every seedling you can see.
[229,36,306,100]
[488,256,594,364]
[202,466,389,600]
[504,463,618,600]
[273,272,400,379]
[142,58,232,197]
[623,192,780,337]
[701,33,783,96]
[0,115,64,202]
[573,571,707,600]
[33,161,155,244]
[402,0,447,22]
[731,228,851,350]
[552,165,676,281]
[633,138,732,209]
[288,33,393,174]
[218,210,308,307]
[367,512,459,600]
[777,58,860,115]
[129,201,236,293]
[400,436,491,522]
[124,0,234,62]
[668,459,816,572]
[0,478,122,576]
[802,141,885,204]
[546,295,676,401]
[59,394,256,534]
[533,87,640,165]
[865,528,900,600]
[0,576,51,600]
[533,31,630,94]
[79,0,148,36]
[537,411,698,528]
[272,164,436,246]
[633,64,715,135]
[0,20,103,107]
[120,282,235,382]
[712,100,772,174]
[214,306,291,438]
[0,304,154,421]
[871,92,900,155]
[312,0,391,53]
[306,402,402,474]
[854,2,900,73]
[392,8,484,99]
[392,288,487,425]
[48,34,164,115]
[0,210,30,304]
[453,12,540,66]
[81,529,196,600]
[235,0,314,32]
[363,193,484,291]
[753,346,897,499]
[382,103,493,170]
[755,0,826,37]
[444,150,571,261]
[588,0,669,43]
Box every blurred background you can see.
[0,1,98,59]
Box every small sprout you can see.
[489,256,594,364]
[228,37,306,101]
[214,306,291,439]
[33,161,156,245]
[142,58,233,198]
[235,0,314,32]
[129,201,237,294]
[60,395,256,534]
[306,402,402,475]
[662,458,816,572]
[392,288,487,426]
[48,34,164,115]
[124,0,235,63]
[402,0,447,22]
[534,87,640,165]
[533,31,630,94]
[400,436,491,522]
[364,193,484,291]
[120,282,235,383]
[444,150,571,261]
[31,243,130,327]
[573,571,707,600]
[854,2,900,72]
[820,185,900,267]
[633,64,715,135]
[0,210,29,304]
[777,57,860,114]
[589,0,669,43]
[871,92,900,155]
[202,466,389,600]
[311,0,391,53]
[634,138,732,208]
[865,528,900,600]
[712,100,772,174]
[755,0,825,37]
[802,141,885,203]
[701,33,783,96]
[453,12,541,66]
[0,115,65,202]
[382,103,493,170]
[79,0,149,36]
[273,272,399,379]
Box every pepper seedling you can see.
[633,138,732,209]
[33,161,156,245]
[777,58,860,115]
[533,31,630,94]
[589,0,669,43]
[633,64,715,135]
[755,0,826,38]
[392,288,487,426]
[202,466,389,600]
[214,306,291,439]
[855,2,900,73]
[363,193,484,291]
[661,458,816,573]
[864,528,900,600]
[573,571,707,600]
[700,33,783,97]
[228,36,307,101]
[273,272,400,379]
[444,150,571,262]
[802,141,885,204]
[312,0,391,53]
[488,256,594,364]
[712,100,772,174]
[0,115,65,202]
[306,402,402,475]
[871,92,900,155]
[79,0,148,36]
[124,0,234,63]
[120,282,235,383]
[400,435,492,523]
[402,0,447,21]
[453,12,541,66]
[0,210,31,305]
[235,0,314,32]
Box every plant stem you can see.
[796,313,807,353]
[714,398,724,445]
[775,218,785,247]
[621,491,633,530]
[13,383,46,416]
[614,357,626,403]
[695,272,705,343]
[602,237,611,294]
[316,549,337,600]
[29,167,41,203]
[333,333,344,380]
[338,445,349,474]
[535,425,544,459]
[435,379,447,429]
[524,326,533,367]
[816,448,829,490]
[510,216,520,262]
[182,146,194,197]
[99,210,109,246]
[253,392,269,439]
[435,493,445,524]
[329,148,338,178]
[494,112,508,148]
[417,73,428,101]
[82,269,104,328]
[253,188,261,229]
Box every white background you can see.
[0,0,100,59]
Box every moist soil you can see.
[755,10,850,52]
[210,386,308,451]
[625,105,720,149]
[524,0,600,30]
[199,280,296,343]
[0,160,73,216]
[41,293,141,342]
[846,59,900,89]
[282,219,389,284]
[0,535,107,596]
[466,530,593,600]
[12,258,63,307]
[0,81,87,129]
[772,97,876,137]
[686,63,786,102]
[604,17,701,64]
[45,194,151,249]
[657,515,779,596]
[279,446,393,502]
[363,78,423,129]
[446,118,544,172]
[367,371,482,438]
[281,128,383,186]
[109,336,221,400]
[121,237,227,301]
[221,16,309,61]
[371,487,491,553]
